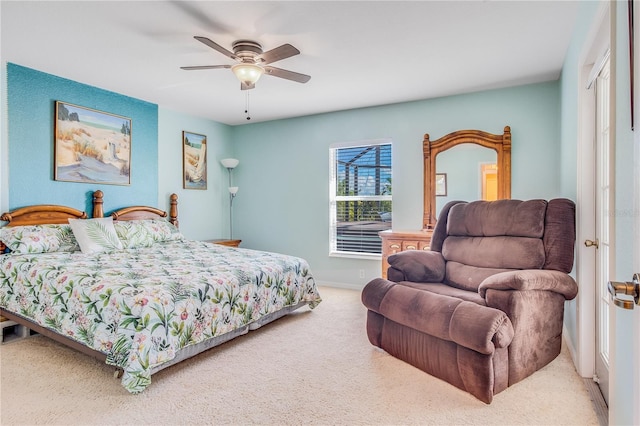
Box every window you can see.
[329,140,392,256]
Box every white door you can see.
[608,121,640,424]
[608,3,640,423]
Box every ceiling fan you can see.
[181,36,311,90]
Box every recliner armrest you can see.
[478,269,578,300]
[362,280,514,354]
[450,300,514,353]
[387,250,445,283]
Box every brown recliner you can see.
[361,198,578,403]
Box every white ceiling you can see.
[1,1,579,126]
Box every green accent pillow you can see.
[68,217,123,254]
[114,219,183,249]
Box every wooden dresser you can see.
[379,229,433,279]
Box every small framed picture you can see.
[182,131,207,190]
[435,173,447,196]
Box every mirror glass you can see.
[422,127,511,229]
[435,143,497,215]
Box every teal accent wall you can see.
[6,63,158,215]
[231,81,562,287]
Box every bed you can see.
[0,190,322,393]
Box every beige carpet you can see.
[0,286,598,426]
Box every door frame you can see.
[574,0,610,380]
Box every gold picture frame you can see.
[54,101,131,185]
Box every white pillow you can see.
[68,217,123,254]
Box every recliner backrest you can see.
[430,198,575,292]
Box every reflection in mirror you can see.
[435,144,497,215]
[481,164,498,200]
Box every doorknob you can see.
[608,273,640,310]
[584,239,599,248]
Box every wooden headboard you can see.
[0,204,88,252]
[0,205,87,226]
[0,191,179,251]
[92,190,179,227]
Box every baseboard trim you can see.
[316,281,364,291]
[563,324,579,369]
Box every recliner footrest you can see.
[362,279,514,354]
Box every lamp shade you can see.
[228,186,239,195]
[231,63,264,85]
[220,158,239,169]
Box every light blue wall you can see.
[3,64,566,290]
[6,63,158,214]
[559,1,601,202]
[157,107,234,240]
[231,81,562,287]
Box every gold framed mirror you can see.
[422,126,511,228]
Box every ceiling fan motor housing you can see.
[232,40,263,62]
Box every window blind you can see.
[330,142,392,255]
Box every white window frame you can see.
[329,138,392,259]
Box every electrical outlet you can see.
[359,269,365,279]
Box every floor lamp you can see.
[220,158,239,239]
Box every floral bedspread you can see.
[0,241,321,393]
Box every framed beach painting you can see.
[182,131,207,190]
[54,101,131,185]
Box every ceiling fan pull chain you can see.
[245,91,251,121]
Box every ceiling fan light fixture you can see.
[231,63,264,85]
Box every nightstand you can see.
[206,239,242,247]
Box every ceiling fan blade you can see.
[258,44,300,65]
[180,65,231,71]
[241,82,255,91]
[264,66,311,83]
[194,36,237,60]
